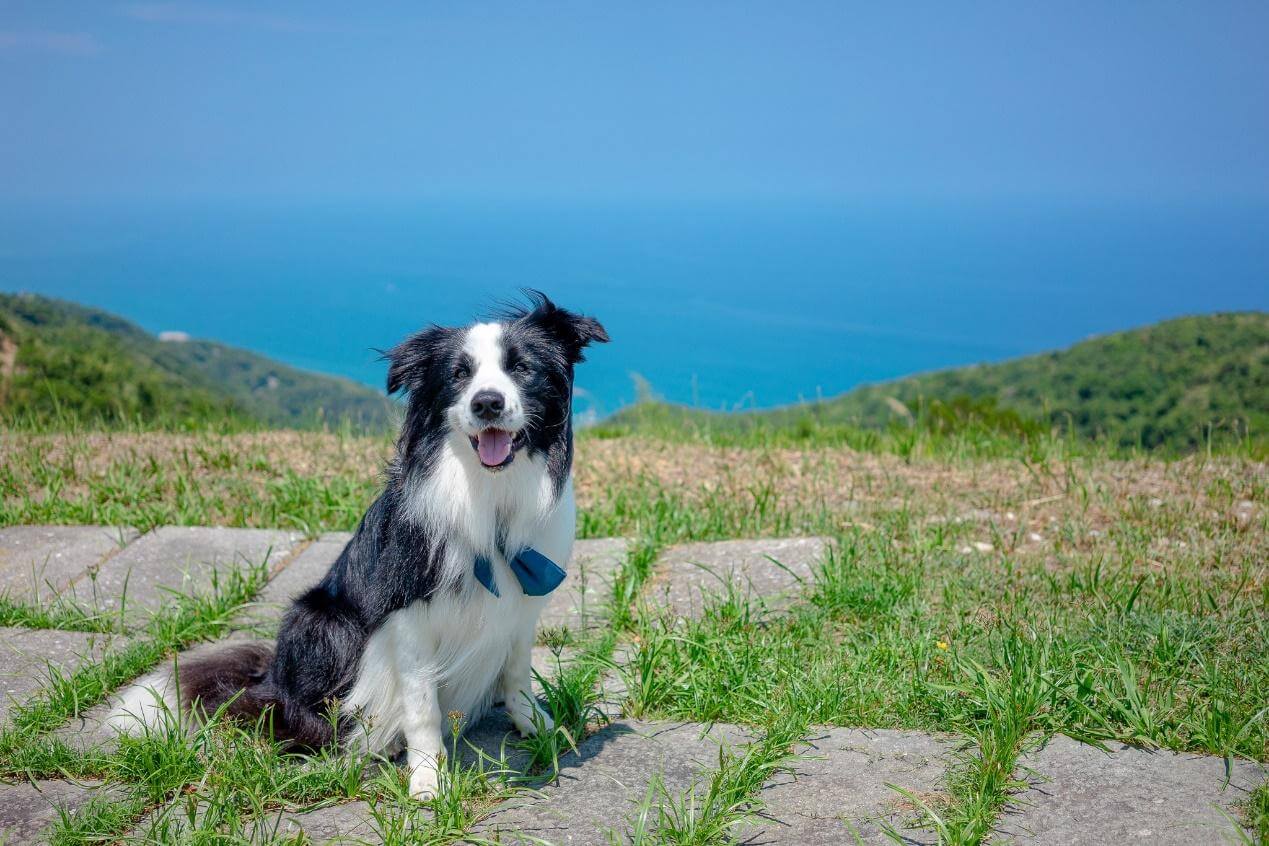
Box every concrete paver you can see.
[0,626,127,723]
[471,720,753,845]
[537,538,629,637]
[0,779,124,846]
[69,526,302,626]
[740,728,954,845]
[0,525,137,604]
[995,735,1265,844]
[650,537,829,618]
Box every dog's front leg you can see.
[500,629,555,737]
[397,652,444,801]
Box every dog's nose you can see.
[470,390,505,422]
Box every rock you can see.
[648,537,828,619]
[0,525,137,605]
[995,735,1265,844]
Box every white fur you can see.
[453,322,527,437]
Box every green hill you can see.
[609,312,1269,453]
[0,293,394,429]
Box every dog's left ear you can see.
[385,325,455,395]
[529,294,609,365]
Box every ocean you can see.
[2,198,1267,422]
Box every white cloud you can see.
[119,2,324,33]
[0,31,101,56]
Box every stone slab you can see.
[265,802,378,844]
[0,525,137,605]
[0,627,126,723]
[0,779,122,846]
[739,728,953,845]
[994,735,1265,844]
[537,538,629,639]
[649,537,828,618]
[471,720,752,844]
[68,526,303,626]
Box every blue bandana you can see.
[474,548,567,597]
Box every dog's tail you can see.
[106,641,334,749]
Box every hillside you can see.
[0,293,394,429]
[609,312,1269,453]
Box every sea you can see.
[2,197,1267,423]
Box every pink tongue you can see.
[477,429,513,466]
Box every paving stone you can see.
[68,526,303,626]
[0,627,127,723]
[649,537,828,618]
[0,779,123,845]
[994,735,1265,844]
[537,538,629,637]
[0,525,137,604]
[265,802,378,843]
[739,728,953,845]
[471,720,752,844]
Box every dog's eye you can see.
[512,360,531,374]
[453,363,471,379]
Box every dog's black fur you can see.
[177,293,608,748]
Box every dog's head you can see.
[386,292,608,473]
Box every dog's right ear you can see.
[384,326,454,395]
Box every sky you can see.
[2,1,1268,206]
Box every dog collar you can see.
[474,548,566,597]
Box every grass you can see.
[0,419,1264,843]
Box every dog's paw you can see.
[409,765,439,801]
[509,701,555,738]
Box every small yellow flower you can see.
[936,640,949,650]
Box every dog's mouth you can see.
[469,428,526,469]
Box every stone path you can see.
[0,526,1263,845]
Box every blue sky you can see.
[3,1,1268,205]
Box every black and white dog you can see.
[109,293,608,799]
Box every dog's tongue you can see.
[477,429,513,466]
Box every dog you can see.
[108,292,608,799]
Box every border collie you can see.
[109,292,608,799]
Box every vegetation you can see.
[606,312,1269,455]
[0,293,394,429]
[0,299,1264,842]
[0,416,1262,842]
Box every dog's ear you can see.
[384,326,455,395]
[525,292,609,365]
